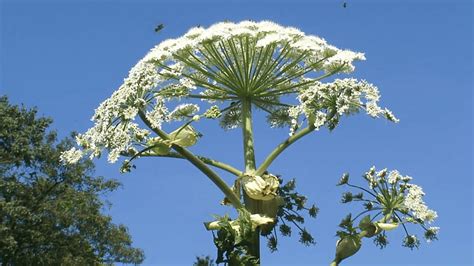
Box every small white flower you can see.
[388,170,401,184]
[403,184,438,223]
[169,104,200,121]
[122,106,138,120]
[366,102,383,117]
[60,147,83,164]
[401,175,413,182]
[312,111,327,130]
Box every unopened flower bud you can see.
[147,137,172,155]
[375,222,399,231]
[242,173,279,201]
[169,125,200,147]
[334,236,362,263]
[358,215,378,238]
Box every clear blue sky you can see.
[1,0,472,265]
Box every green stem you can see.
[241,98,260,262]
[143,152,243,177]
[138,111,243,209]
[241,99,256,172]
[256,125,315,176]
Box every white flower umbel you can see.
[289,79,398,134]
[62,20,384,165]
[403,184,438,223]
[338,166,439,250]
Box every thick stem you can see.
[241,98,261,262]
[138,111,243,210]
[242,98,256,172]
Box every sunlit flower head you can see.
[62,20,397,166]
[337,167,439,249]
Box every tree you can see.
[0,96,144,265]
[62,21,439,265]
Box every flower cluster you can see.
[402,183,438,223]
[336,166,439,250]
[288,78,398,134]
[61,20,376,166]
[148,20,364,73]
[332,167,439,265]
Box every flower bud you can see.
[169,125,199,147]
[242,173,279,201]
[335,236,362,263]
[249,214,274,228]
[204,214,273,232]
[147,137,171,155]
[375,222,399,231]
[358,215,378,238]
[204,221,221,230]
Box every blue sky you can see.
[1,0,472,265]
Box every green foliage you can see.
[0,96,144,265]
[262,177,318,252]
[193,255,215,266]
[336,214,357,238]
[336,167,439,255]
[211,210,259,265]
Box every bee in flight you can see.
[154,24,164,33]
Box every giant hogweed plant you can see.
[61,21,438,265]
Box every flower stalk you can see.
[240,98,261,262]
[138,110,244,210]
[145,152,243,177]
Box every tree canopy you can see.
[0,96,144,265]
